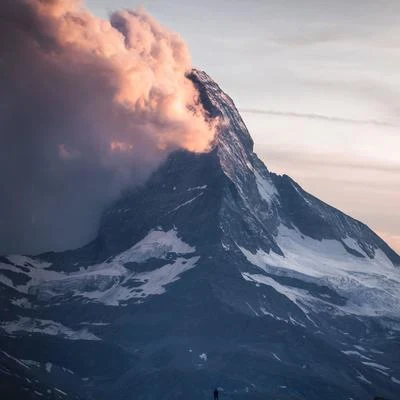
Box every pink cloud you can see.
[0,0,218,254]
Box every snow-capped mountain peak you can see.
[1,69,399,400]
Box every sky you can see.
[85,0,400,253]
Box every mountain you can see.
[1,70,399,400]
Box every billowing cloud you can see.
[0,0,217,255]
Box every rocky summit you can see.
[1,70,399,400]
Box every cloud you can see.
[260,149,400,175]
[240,109,398,128]
[0,0,217,255]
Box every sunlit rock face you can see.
[1,70,399,400]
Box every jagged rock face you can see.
[1,70,400,400]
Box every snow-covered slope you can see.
[240,224,400,318]
[0,70,399,400]
[0,228,198,307]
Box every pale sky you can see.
[87,0,400,253]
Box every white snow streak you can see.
[254,171,278,205]
[362,362,390,371]
[356,370,372,385]
[169,192,204,214]
[1,317,100,341]
[187,185,207,191]
[271,352,282,362]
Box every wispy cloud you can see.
[240,109,398,128]
[260,150,400,174]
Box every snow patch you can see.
[341,350,371,360]
[114,228,195,264]
[245,301,259,316]
[76,257,199,306]
[271,352,282,362]
[169,192,204,214]
[0,257,66,294]
[1,317,100,341]
[55,388,67,396]
[62,367,74,375]
[391,376,400,384]
[127,257,199,298]
[362,362,390,371]
[354,345,367,352]
[10,298,31,308]
[290,181,312,206]
[1,351,30,369]
[7,255,52,270]
[45,362,52,373]
[239,225,400,318]
[243,272,312,315]
[1,228,198,307]
[22,360,40,368]
[342,237,365,256]
[254,171,278,204]
[356,370,372,385]
[259,308,289,323]
[187,185,207,191]
[221,241,230,251]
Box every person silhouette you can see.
[213,388,219,400]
